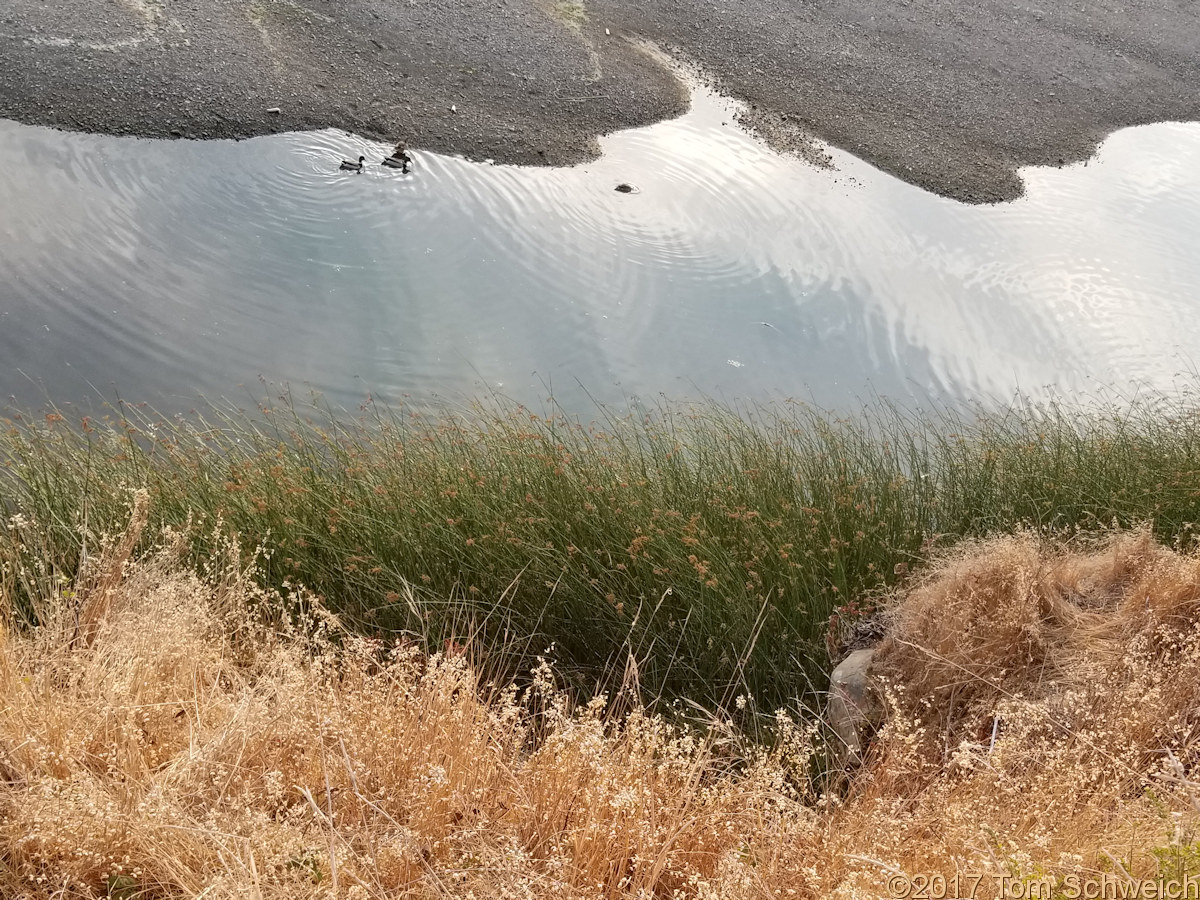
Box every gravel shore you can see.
[2,0,1198,202]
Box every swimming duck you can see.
[340,155,366,172]
[382,141,412,172]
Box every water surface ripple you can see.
[2,85,1200,414]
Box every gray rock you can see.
[826,648,883,768]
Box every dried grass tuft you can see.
[5,522,1200,897]
[0,527,819,898]
[832,528,1200,894]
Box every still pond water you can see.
[2,84,1200,417]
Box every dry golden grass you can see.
[4,510,1200,898]
[838,529,1200,886]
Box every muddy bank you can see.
[2,0,1199,201]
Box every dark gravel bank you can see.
[2,0,1199,201]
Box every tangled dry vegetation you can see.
[3,500,1200,898]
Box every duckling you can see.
[339,155,366,172]
[382,141,412,172]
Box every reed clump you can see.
[3,509,1200,897]
[3,392,1200,710]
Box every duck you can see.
[339,155,366,172]
[382,141,413,172]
